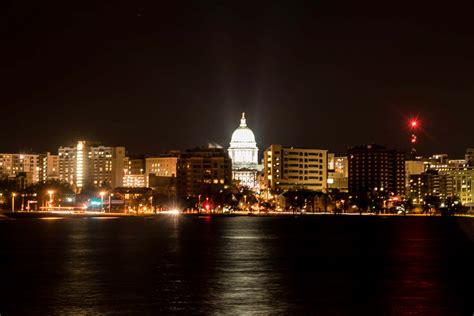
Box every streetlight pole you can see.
[100,191,105,212]
[109,193,113,213]
[48,190,54,211]
[12,193,16,212]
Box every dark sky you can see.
[2,1,474,158]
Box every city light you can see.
[99,191,106,211]
[47,190,55,210]
[410,119,418,128]
[76,141,84,188]
[161,209,180,215]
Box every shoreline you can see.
[1,211,474,219]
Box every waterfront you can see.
[1,216,473,315]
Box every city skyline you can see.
[2,2,474,157]
[3,3,474,315]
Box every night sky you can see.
[2,1,474,158]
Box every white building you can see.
[228,113,259,188]
[58,141,125,191]
[327,156,348,192]
[39,152,59,182]
[0,153,40,184]
[264,145,328,193]
[123,174,148,188]
[448,161,473,207]
[145,156,178,177]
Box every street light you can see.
[108,193,113,213]
[100,191,106,211]
[47,190,55,210]
[12,192,16,212]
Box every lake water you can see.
[1,215,473,315]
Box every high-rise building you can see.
[421,155,473,206]
[122,174,148,188]
[465,148,474,165]
[327,156,348,192]
[125,156,146,175]
[405,159,426,194]
[145,156,178,177]
[58,141,125,191]
[0,153,40,184]
[39,152,59,182]
[122,156,147,188]
[176,147,232,198]
[264,145,328,193]
[408,170,453,205]
[448,161,474,207]
[228,113,259,189]
[348,144,405,196]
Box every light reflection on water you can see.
[0,216,473,314]
[211,220,287,314]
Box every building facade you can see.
[0,153,40,185]
[405,159,426,194]
[145,156,178,178]
[228,113,259,189]
[123,174,148,188]
[348,144,405,196]
[465,148,474,165]
[176,147,232,198]
[39,152,59,182]
[327,156,348,192]
[264,145,328,193]
[58,141,125,191]
[448,162,474,207]
[408,170,453,205]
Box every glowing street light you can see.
[100,191,106,211]
[12,192,16,212]
[47,190,55,209]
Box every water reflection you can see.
[210,218,288,314]
[0,216,473,314]
[385,218,443,315]
[51,220,106,314]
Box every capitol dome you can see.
[230,113,257,147]
[228,113,259,169]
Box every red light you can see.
[411,138,416,143]
[409,119,419,129]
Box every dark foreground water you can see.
[1,215,474,315]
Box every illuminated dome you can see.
[228,113,259,169]
[230,113,257,147]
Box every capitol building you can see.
[228,113,260,188]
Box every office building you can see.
[348,144,405,196]
[123,174,148,188]
[58,141,125,191]
[448,162,474,207]
[176,147,232,198]
[327,156,348,192]
[0,153,40,184]
[465,148,474,165]
[408,170,453,205]
[146,156,178,178]
[264,145,328,193]
[39,152,59,182]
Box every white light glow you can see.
[161,209,180,215]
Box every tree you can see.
[423,195,440,214]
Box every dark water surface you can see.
[1,216,474,315]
